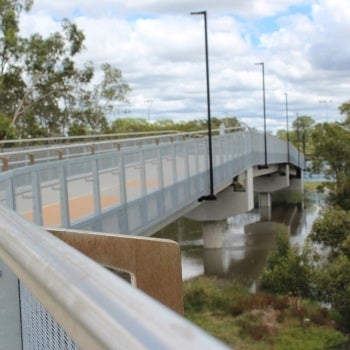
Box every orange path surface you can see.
[21,178,164,226]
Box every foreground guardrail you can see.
[0,205,229,349]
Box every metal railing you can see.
[0,205,229,349]
[0,130,303,237]
[0,131,181,172]
[0,128,243,172]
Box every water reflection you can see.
[153,192,322,287]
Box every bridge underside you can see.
[184,164,303,248]
[186,164,302,221]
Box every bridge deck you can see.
[0,130,303,236]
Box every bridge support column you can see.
[259,192,271,221]
[203,249,224,275]
[290,177,304,193]
[202,220,226,249]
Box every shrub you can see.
[260,233,314,298]
[183,276,225,313]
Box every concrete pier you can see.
[259,192,272,221]
[202,220,226,249]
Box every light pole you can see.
[255,62,268,168]
[191,10,216,201]
[145,99,153,122]
[296,113,300,168]
[319,99,332,122]
[284,92,290,163]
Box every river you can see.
[153,190,323,289]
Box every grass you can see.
[304,182,323,192]
[183,276,348,349]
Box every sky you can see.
[19,0,350,133]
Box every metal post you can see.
[296,113,300,168]
[285,92,290,163]
[255,62,268,168]
[191,10,216,201]
[319,99,332,122]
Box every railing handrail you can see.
[0,205,229,349]
[0,126,244,150]
[0,130,180,148]
[0,127,245,172]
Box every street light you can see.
[191,10,216,201]
[255,62,268,168]
[145,99,153,122]
[319,99,332,122]
[296,112,300,168]
[284,92,290,163]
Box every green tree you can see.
[111,118,150,133]
[339,101,350,122]
[0,0,130,138]
[175,119,207,132]
[311,121,350,208]
[269,102,350,329]
[260,233,314,298]
[276,129,288,141]
[211,116,240,130]
[292,115,315,156]
[0,0,33,138]
[314,254,350,326]
[309,206,350,257]
[66,63,130,135]
[153,119,175,130]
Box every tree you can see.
[66,63,130,135]
[110,118,150,133]
[0,0,33,137]
[266,103,350,328]
[153,119,175,130]
[314,254,350,326]
[0,0,130,138]
[311,122,350,208]
[309,206,350,257]
[260,233,314,298]
[212,116,240,129]
[339,101,350,122]
[15,20,89,137]
[292,115,315,156]
[276,129,288,141]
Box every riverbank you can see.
[183,276,348,349]
[182,184,349,349]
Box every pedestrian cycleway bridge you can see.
[0,129,304,349]
[0,129,304,243]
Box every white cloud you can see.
[19,0,350,131]
[31,0,305,18]
[308,0,350,71]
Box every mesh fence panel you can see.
[20,282,79,350]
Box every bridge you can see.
[0,128,304,349]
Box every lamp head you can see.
[191,11,206,15]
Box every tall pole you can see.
[319,99,332,122]
[255,62,268,167]
[284,92,290,163]
[145,99,153,122]
[296,113,300,168]
[191,10,216,201]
